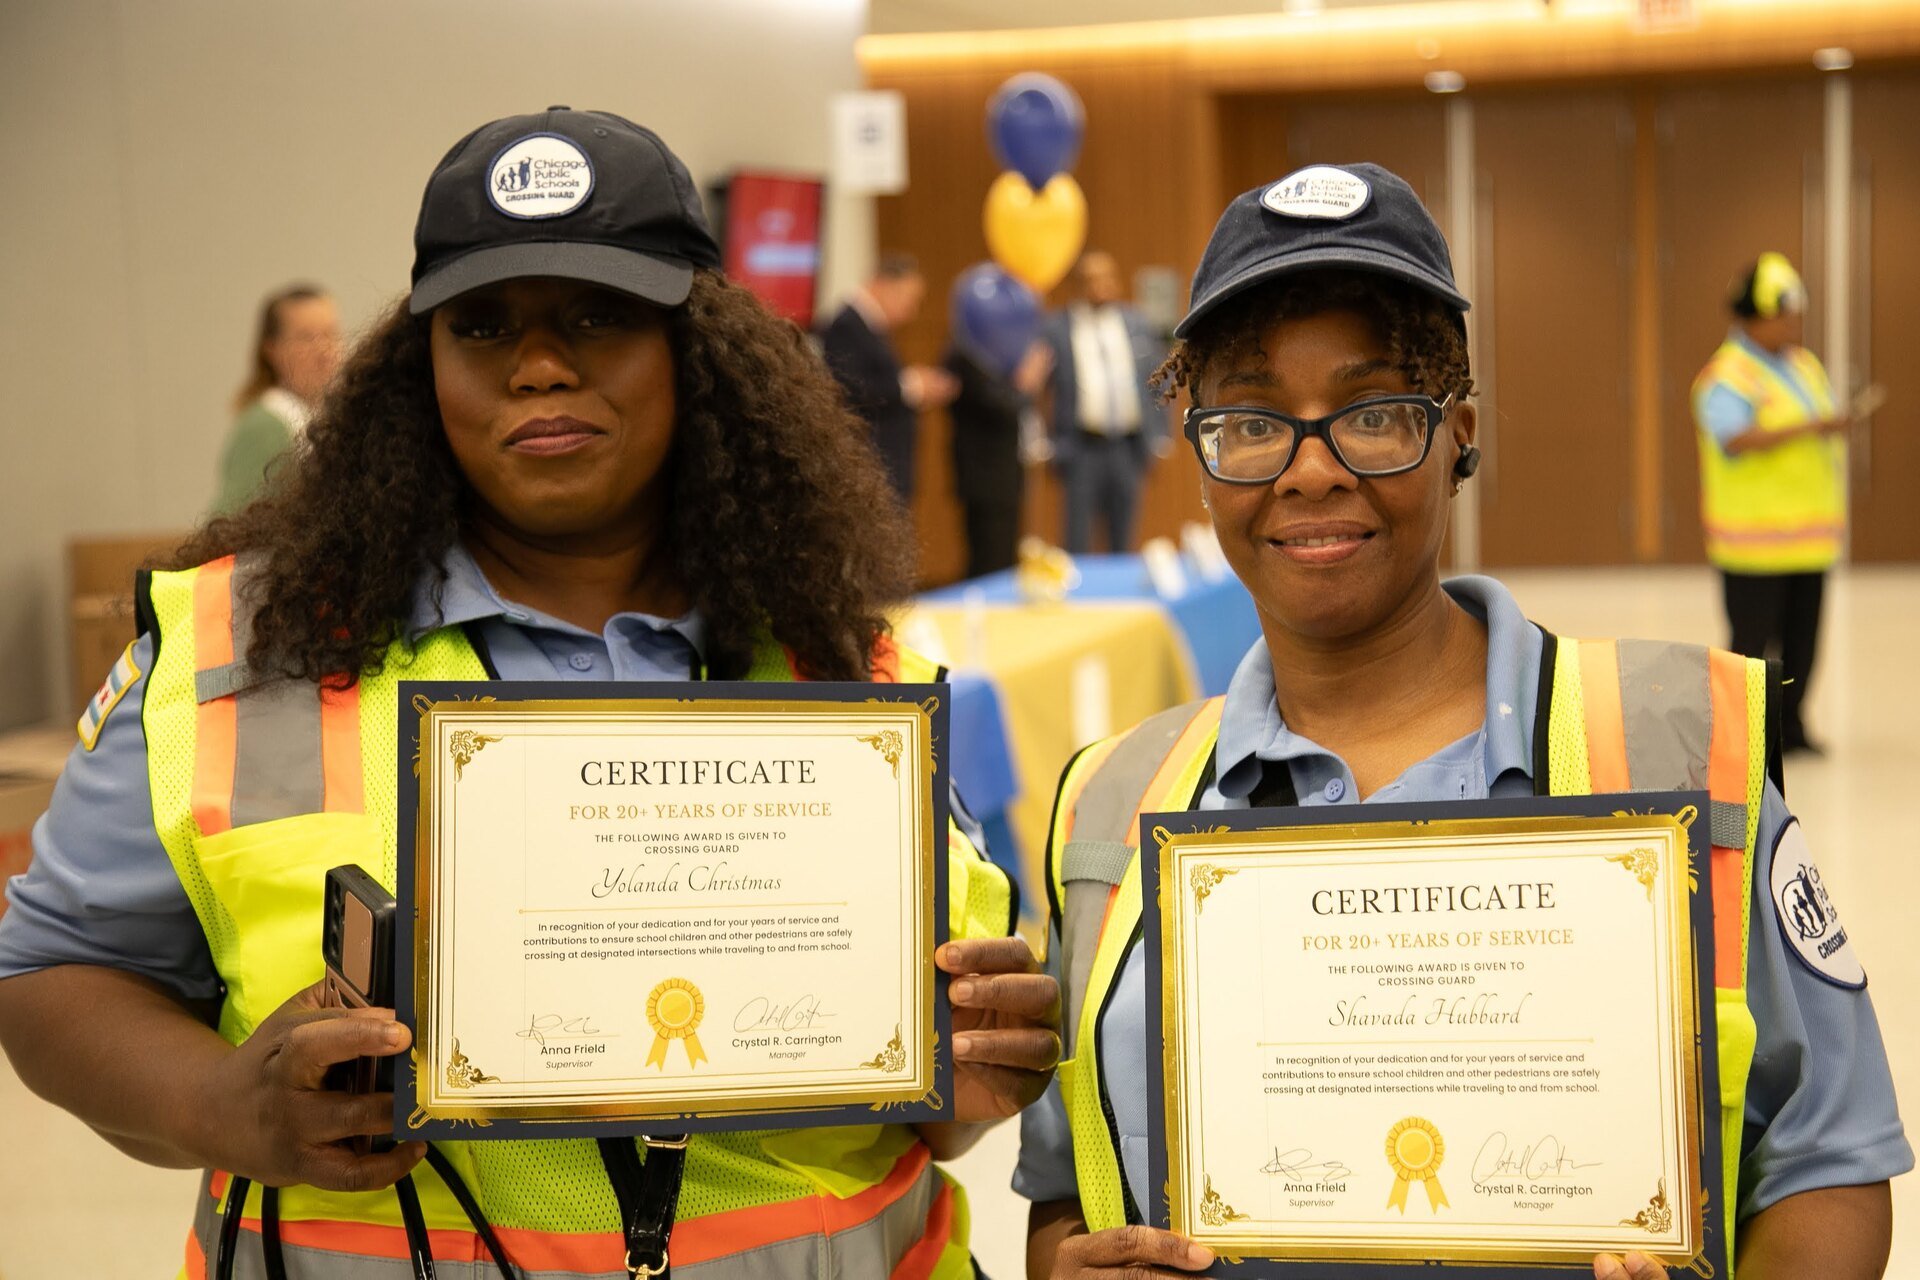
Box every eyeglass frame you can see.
[1182,393,1458,484]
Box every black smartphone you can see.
[321,864,397,1154]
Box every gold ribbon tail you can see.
[1387,1176,1410,1213]
[683,1033,708,1067]
[1425,1176,1450,1211]
[646,1033,670,1069]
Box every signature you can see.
[515,1013,603,1048]
[1471,1132,1603,1186]
[734,993,836,1033]
[1260,1148,1354,1181]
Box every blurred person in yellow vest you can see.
[215,284,341,514]
[0,108,1056,1279]
[1692,252,1870,755]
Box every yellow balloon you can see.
[984,171,1087,294]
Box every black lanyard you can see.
[214,1149,519,1280]
[597,1135,692,1278]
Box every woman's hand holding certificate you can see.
[937,937,1062,1121]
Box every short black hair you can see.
[1157,269,1472,406]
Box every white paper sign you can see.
[831,91,907,196]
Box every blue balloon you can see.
[987,73,1085,191]
[951,264,1041,378]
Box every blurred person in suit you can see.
[214,284,341,513]
[1042,251,1167,553]
[819,253,957,504]
[945,338,1053,578]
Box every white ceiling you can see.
[867,0,1420,35]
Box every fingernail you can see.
[1187,1243,1215,1267]
[937,943,958,966]
[385,1026,406,1048]
[951,981,976,1002]
[952,1033,973,1056]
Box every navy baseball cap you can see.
[409,107,722,316]
[1175,163,1468,339]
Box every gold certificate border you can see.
[1159,813,1706,1266]
[412,696,938,1124]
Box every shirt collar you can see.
[848,290,889,334]
[407,542,707,659]
[1213,575,1541,795]
[259,386,313,434]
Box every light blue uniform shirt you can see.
[0,545,708,997]
[1014,576,1911,1226]
[1698,329,1829,449]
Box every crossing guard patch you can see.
[77,642,142,751]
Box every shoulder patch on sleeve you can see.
[1770,819,1865,989]
[76,642,142,752]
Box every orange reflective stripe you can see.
[320,681,364,814]
[208,1144,939,1272]
[1706,649,1750,989]
[673,1140,934,1265]
[183,1226,208,1279]
[888,1178,955,1280]
[1128,701,1225,846]
[1577,640,1630,794]
[192,557,238,837]
[870,633,903,682]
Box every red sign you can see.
[722,172,826,328]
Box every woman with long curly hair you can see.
[0,109,1057,1278]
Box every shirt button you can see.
[1323,777,1347,802]
[568,652,595,671]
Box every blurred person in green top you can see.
[214,283,341,513]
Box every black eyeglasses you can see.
[1184,394,1455,484]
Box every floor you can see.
[1,566,1914,1277]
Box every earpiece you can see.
[1452,446,1481,480]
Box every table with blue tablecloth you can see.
[907,555,1260,909]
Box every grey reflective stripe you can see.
[1060,879,1110,1057]
[191,551,330,828]
[231,675,326,827]
[1614,639,1712,792]
[1060,839,1132,886]
[1710,799,1749,850]
[191,1158,945,1279]
[1056,699,1212,1058]
[196,660,257,704]
[1066,701,1208,846]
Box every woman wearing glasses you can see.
[1017,165,1906,1280]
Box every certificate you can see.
[393,680,950,1139]
[1143,795,1725,1277]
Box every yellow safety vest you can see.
[1046,633,1772,1276]
[139,554,1012,1279]
[1693,338,1844,573]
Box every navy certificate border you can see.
[1141,792,1726,1279]
[394,678,952,1139]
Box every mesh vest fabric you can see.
[1047,638,1767,1275]
[141,560,1003,1276]
[1692,340,1844,573]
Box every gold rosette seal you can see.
[1384,1116,1450,1213]
[645,978,708,1070]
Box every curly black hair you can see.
[169,271,915,684]
[1156,270,1473,405]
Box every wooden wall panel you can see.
[1473,89,1638,566]
[869,60,1209,585]
[1852,70,1920,561]
[1653,76,1825,564]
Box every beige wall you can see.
[0,0,873,731]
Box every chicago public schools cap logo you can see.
[1770,822,1865,988]
[488,133,594,219]
[1262,165,1372,220]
